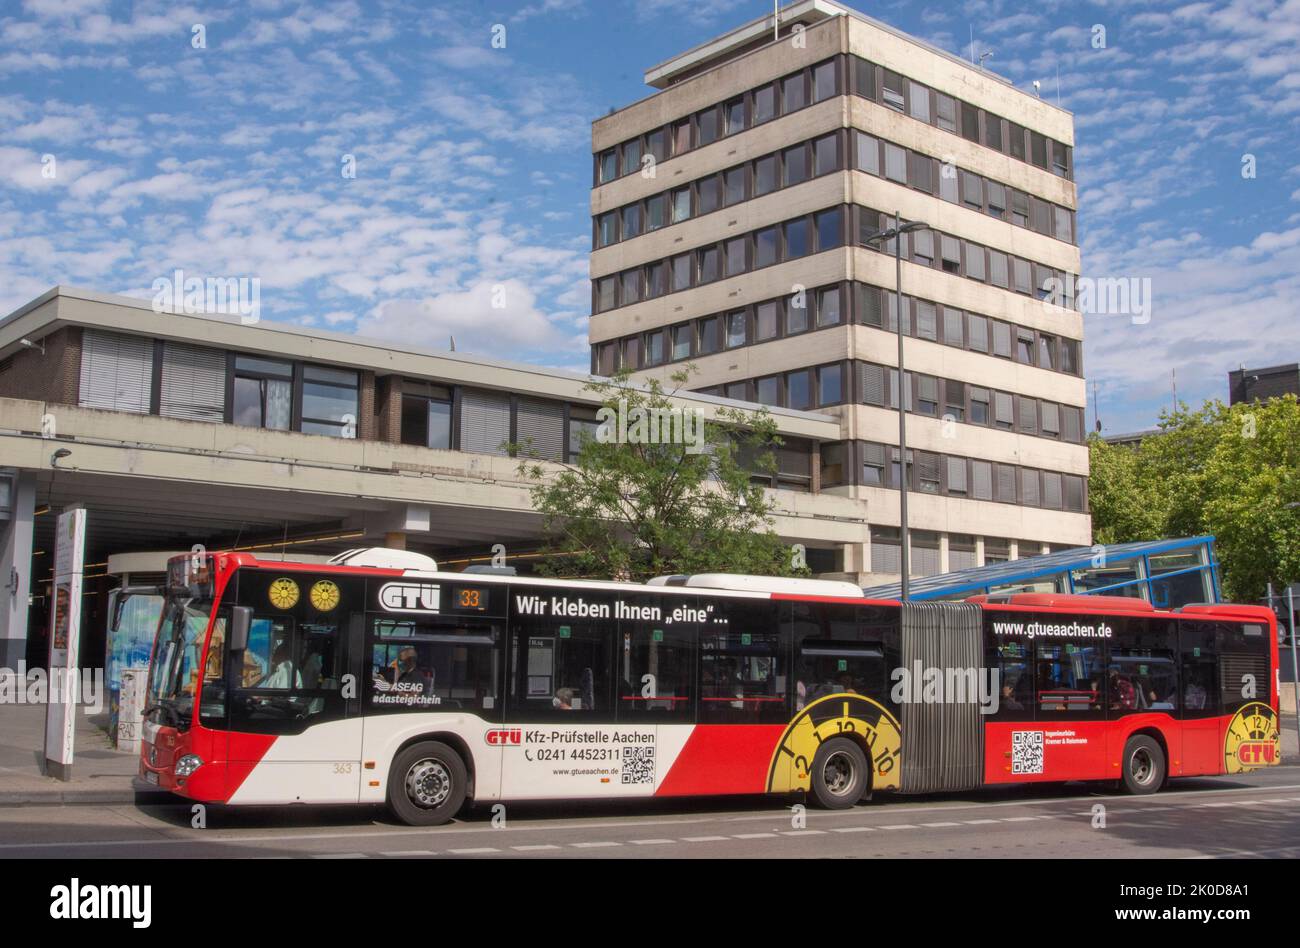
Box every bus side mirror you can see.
[230,606,252,653]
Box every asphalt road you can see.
[3,768,1300,859]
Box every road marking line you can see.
[512,844,561,851]
[447,847,499,854]
[881,824,917,830]
[920,822,962,827]
[629,838,676,845]
[779,830,827,836]
[1002,816,1041,822]
[571,841,620,848]
[963,819,999,825]
[832,826,876,833]
[732,832,777,839]
[682,835,730,842]
[312,853,366,859]
[384,850,436,857]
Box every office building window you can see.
[935,92,956,132]
[815,208,842,250]
[755,154,778,195]
[671,324,692,361]
[725,98,745,135]
[299,365,359,438]
[882,70,904,111]
[755,226,778,268]
[785,218,809,258]
[233,355,293,430]
[756,301,779,340]
[783,144,808,186]
[816,286,841,327]
[907,81,930,122]
[724,166,746,205]
[401,382,453,450]
[697,175,720,215]
[725,237,747,277]
[726,311,747,348]
[753,83,776,124]
[855,131,879,175]
[813,59,837,102]
[782,72,806,112]
[818,364,842,406]
[813,133,838,176]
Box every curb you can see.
[0,788,176,807]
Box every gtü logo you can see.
[485,729,522,746]
[378,583,441,613]
[50,878,151,928]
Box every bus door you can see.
[223,572,366,804]
[1178,621,1221,775]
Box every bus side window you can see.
[1215,620,1269,716]
[992,638,1032,720]
[509,612,613,719]
[1179,621,1218,719]
[699,600,787,724]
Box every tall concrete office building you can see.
[589,0,1089,584]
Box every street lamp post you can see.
[862,211,930,601]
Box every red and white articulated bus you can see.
[140,548,1281,825]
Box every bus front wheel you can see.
[388,741,468,826]
[1121,735,1165,795]
[809,737,869,809]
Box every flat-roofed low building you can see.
[0,286,866,666]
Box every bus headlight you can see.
[175,754,203,778]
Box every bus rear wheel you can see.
[388,741,468,826]
[809,737,869,809]
[1121,735,1165,795]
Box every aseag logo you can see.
[378,583,441,613]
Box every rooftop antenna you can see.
[449,335,456,352]
[978,50,995,70]
[1032,79,1041,97]
[1055,61,1061,106]
[1171,368,1177,413]
[773,0,779,42]
[969,25,974,63]
[1092,379,1102,433]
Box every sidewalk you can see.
[0,702,157,805]
[1,702,1298,807]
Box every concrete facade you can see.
[589,0,1090,583]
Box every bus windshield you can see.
[146,582,214,731]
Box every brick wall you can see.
[375,376,403,443]
[0,327,80,405]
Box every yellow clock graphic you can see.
[267,577,300,610]
[309,580,341,612]
[1224,701,1280,773]
[767,693,903,794]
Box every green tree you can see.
[515,367,802,582]
[1088,394,1300,600]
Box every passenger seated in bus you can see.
[394,647,422,686]
[1147,688,1174,710]
[1184,679,1207,710]
[1107,669,1136,711]
[1000,683,1023,712]
[553,687,575,710]
[258,644,302,689]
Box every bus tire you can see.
[1121,735,1164,795]
[388,741,468,826]
[809,738,869,809]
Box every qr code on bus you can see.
[621,745,655,785]
[1011,731,1044,774]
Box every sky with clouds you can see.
[1,0,1297,435]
